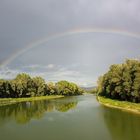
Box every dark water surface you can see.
[0,94,140,140]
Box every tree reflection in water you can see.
[101,106,140,140]
[0,97,78,125]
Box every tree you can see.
[0,73,83,98]
[46,82,56,95]
[14,73,33,97]
[97,59,140,103]
[56,81,83,96]
[32,77,47,96]
[0,79,11,98]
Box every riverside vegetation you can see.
[97,59,140,113]
[0,73,83,105]
[0,59,140,114]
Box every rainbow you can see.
[1,28,140,68]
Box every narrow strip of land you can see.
[97,96,140,115]
[0,95,63,107]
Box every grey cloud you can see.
[0,0,140,86]
[0,65,95,87]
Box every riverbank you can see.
[0,95,64,107]
[97,96,140,115]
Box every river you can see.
[0,94,139,140]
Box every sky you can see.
[0,0,140,87]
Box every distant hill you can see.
[81,86,96,91]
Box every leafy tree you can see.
[56,81,83,96]
[46,82,56,95]
[14,73,33,97]
[97,59,140,103]
[32,77,47,96]
[0,80,11,98]
[0,73,83,98]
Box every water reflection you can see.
[101,106,140,140]
[0,97,78,125]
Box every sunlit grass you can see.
[98,96,140,114]
[0,95,63,107]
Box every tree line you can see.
[0,73,83,98]
[97,59,140,103]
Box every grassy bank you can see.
[0,95,64,107]
[97,96,140,115]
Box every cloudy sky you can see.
[0,0,140,86]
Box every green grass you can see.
[97,96,140,114]
[0,95,64,107]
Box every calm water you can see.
[0,94,140,140]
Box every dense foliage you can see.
[97,59,140,103]
[0,74,83,98]
[56,81,83,96]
